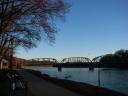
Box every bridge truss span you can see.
[61,57,91,63]
[25,58,58,66]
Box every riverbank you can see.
[1,69,80,96]
[19,69,81,96]
[25,69,127,96]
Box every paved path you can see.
[19,70,81,96]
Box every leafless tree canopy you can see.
[0,0,70,63]
[0,0,69,43]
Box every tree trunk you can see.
[9,50,13,69]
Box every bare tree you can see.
[0,0,70,67]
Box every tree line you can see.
[99,49,128,68]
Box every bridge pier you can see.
[58,64,62,72]
[89,66,94,71]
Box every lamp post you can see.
[98,62,100,87]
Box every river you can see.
[26,67,128,95]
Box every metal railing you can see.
[7,71,28,96]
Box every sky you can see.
[16,0,128,61]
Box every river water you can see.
[26,67,128,95]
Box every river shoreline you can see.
[25,69,127,96]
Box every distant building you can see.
[0,57,25,69]
[0,47,12,69]
[0,47,25,69]
[12,57,26,69]
[0,59,9,69]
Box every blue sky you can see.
[16,0,128,60]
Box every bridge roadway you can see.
[19,69,81,96]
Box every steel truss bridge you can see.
[25,58,58,66]
[25,56,104,67]
[61,57,91,63]
[92,56,103,62]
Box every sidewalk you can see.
[19,70,81,96]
